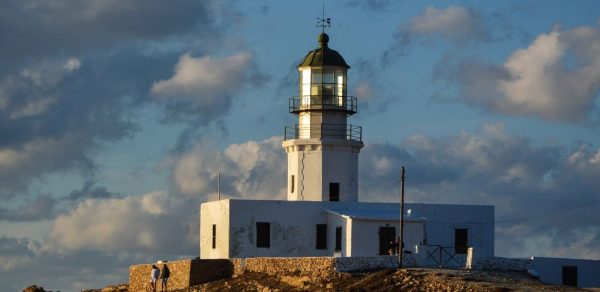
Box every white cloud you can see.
[151,52,253,103]
[442,24,600,122]
[408,6,487,42]
[168,136,286,199]
[63,58,81,71]
[47,191,197,253]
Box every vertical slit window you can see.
[212,224,216,249]
[291,175,295,193]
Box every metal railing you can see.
[284,124,362,141]
[424,245,466,267]
[289,95,357,114]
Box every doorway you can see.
[562,265,578,287]
[378,226,396,255]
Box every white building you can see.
[531,257,600,288]
[199,32,495,266]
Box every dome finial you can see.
[318,32,329,47]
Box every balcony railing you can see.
[284,124,362,142]
[289,95,357,115]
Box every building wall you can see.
[200,200,494,263]
[349,220,424,257]
[200,201,230,259]
[283,139,362,202]
[532,257,600,288]
[227,200,330,258]
[326,212,349,257]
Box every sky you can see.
[1,0,600,290]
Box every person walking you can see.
[150,265,160,292]
[160,264,170,292]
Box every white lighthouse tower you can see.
[282,32,363,202]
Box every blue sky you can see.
[1,0,600,290]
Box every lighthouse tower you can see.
[283,32,363,202]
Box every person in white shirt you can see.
[150,265,160,292]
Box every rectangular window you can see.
[290,175,295,193]
[454,228,468,254]
[256,222,270,248]
[329,183,340,201]
[335,226,342,252]
[212,224,216,249]
[316,224,327,249]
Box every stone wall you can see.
[242,257,337,280]
[474,256,533,272]
[128,259,233,291]
[335,254,417,271]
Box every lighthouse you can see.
[283,32,363,202]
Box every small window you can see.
[316,224,327,249]
[256,222,270,248]
[291,175,295,193]
[212,224,216,249]
[335,226,342,252]
[455,228,468,254]
[329,183,340,201]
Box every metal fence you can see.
[288,95,357,114]
[284,124,362,141]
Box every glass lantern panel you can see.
[323,85,334,102]
[301,69,311,85]
[323,69,334,84]
[311,69,322,84]
[335,69,346,85]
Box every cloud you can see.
[0,195,57,222]
[0,0,219,63]
[167,136,286,199]
[346,0,394,11]
[359,123,600,259]
[436,24,600,123]
[0,235,151,291]
[47,191,197,254]
[383,5,488,62]
[0,0,239,196]
[151,52,266,123]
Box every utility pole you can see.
[399,166,405,268]
[218,172,221,200]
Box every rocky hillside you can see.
[77,267,585,292]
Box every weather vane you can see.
[316,1,331,33]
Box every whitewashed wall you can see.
[200,200,494,263]
[532,257,600,288]
[283,139,362,202]
[200,201,231,259]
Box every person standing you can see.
[150,265,160,292]
[160,264,170,292]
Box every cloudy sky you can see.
[1,0,600,290]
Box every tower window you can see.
[212,224,216,249]
[329,183,340,201]
[291,175,295,193]
[454,228,468,254]
[316,224,327,249]
[256,222,270,248]
[335,226,342,252]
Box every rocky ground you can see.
[72,267,588,292]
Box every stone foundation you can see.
[474,256,533,272]
[128,259,233,291]
[130,255,419,290]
